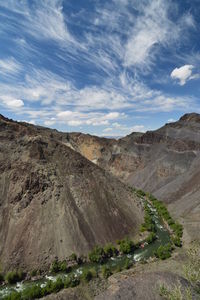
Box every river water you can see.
[0,201,171,299]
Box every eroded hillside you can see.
[0,115,143,271]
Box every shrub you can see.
[89,267,97,278]
[81,269,93,282]
[89,246,105,263]
[101,265,112,279]
[154,243,173,260]
[167,218,175,226]
[123,258,132,270]
[136,189,146,197]
[51,277,64,293]
[3,290,21,300]
[104,243,118,258]
[0,272,4,283]
[41,280,54,295]
[50,260,69,273]
[70,253,77,261]
[172,236,182,247]
[140,224,146,232]
[64,275,80,288]
[22,284,42,299]
[59,260,68,272]
[64,276,73,288]
[50,260,60,273]
[5,270,25,284]
[171,223,183,238]
[69,276,80,288]
[119,238,135,254]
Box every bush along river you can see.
[0,189,183,300]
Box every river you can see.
[0,200,171,299]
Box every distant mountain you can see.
[67,113,200,243]
[0,115,143,271]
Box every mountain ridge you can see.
[66,113,200,243]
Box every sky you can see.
[0,0,200,137]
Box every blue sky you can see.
[0,0,200,136]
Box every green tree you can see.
[119,238,135,254]
[104,243,118,258]
[5,270,25,284]
[89,245,105,263]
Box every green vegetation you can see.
[159,283,187,300]
[88,244,119,263]
[154,243,173,260]
[101,265,112,279]
[123,258,132,270]
[5,270,25,284]
[70,253,77,261]
[140,202,156,233]
[64,275,80,288]
[171,236,182,247]
[88,245,105,263]
[159,243,200,299]
[0,272,4,283]
[50,260,70,274]
[3,275,80,300]
[2,188,183,300]
[148,194,183,246]
[103,243,118,258]
[81,269,94,282]
[136,189,146,197]
[118,238,135,254]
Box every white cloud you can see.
[1,96,24,109]
[55,110,124,127]
[171,65,199,85]
[0,65,194,124]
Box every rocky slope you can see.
[67,113,200,242]
[0,115,143,272]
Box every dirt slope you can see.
[0,115,143,271]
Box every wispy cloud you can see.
[0,57,22,77]
[0,0,199,135]
[123,1,195,69]
[0,0,74,44]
